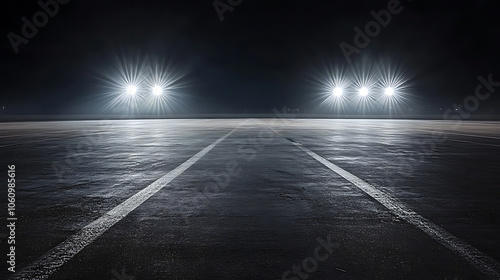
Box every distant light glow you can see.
[152,85,163,95]
[333,87,343,97]
[385,87,394,96]
[126,85,137,95]
[312,59,413,115]
[359,87,369,96]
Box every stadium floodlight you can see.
[359,87,369,97]
[385,87,394,96]
[126,85,137,95]
[152,85,163,96]
[333,87,343,97]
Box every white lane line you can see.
[10,128,238,280]
[290,140,500,279]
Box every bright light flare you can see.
[152,85,163,95]
[385,87,394,96]
[126,85,137,95]
[359,87,369,97]
[333,87,343,97]
[98,54,189,115]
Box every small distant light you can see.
[152,85,163,96]
[126,85,137,95]
[359,87,369,97]
[385,87,394,96]
[333,87,343,97]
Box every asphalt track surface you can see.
[0,119,499,280]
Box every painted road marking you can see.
[289,140,500,279]
[10,128,238,280]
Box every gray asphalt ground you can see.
[0,119,499,280]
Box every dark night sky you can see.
[1,0,500,115]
